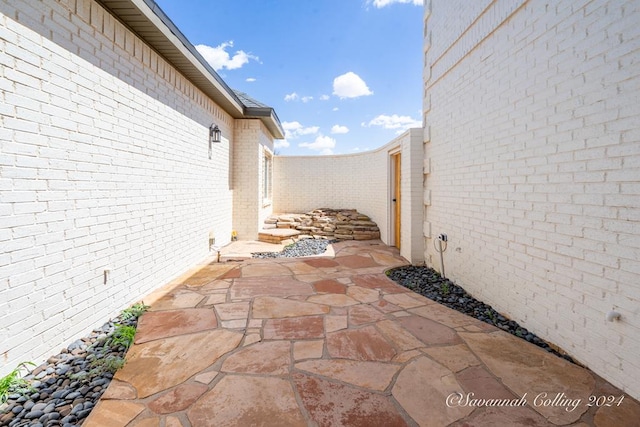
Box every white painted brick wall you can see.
[0,0,234,374]
[274,145,389,242]
[400,129,425,264]
[231,119,274,240]
[424,0,640,399]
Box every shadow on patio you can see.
[84,241,640,426]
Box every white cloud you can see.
[332,107,339,111]
[331,125,349,134]
[285,93,314,103]
[274,139,290,149]
[246,77,256,82]
[370,0,422,8]
[319,94,330,101]
[365,114,422,133]
[299,135,336,155]
[332,72,373,99]
[282,121,320,140]
[195,41,258,71]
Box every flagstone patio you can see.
[84,240,640,427]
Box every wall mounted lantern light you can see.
[208,124,221,159]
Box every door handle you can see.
[392,199,397,202]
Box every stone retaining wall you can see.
[264,209,381,240]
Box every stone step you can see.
[262,209,380,242]
[258,228,301,244]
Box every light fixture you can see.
[208,124,221,159]
[210,124,221,143]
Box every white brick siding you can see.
[231,119,274,240]
[424,0,640,398]
[0,0,234,374]
[400,129,425,264]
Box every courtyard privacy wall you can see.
[274,148,387,240]
[0,0,235,374]
[423,0,640,398]
[274,129,424,264]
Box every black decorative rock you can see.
[0,310,142,426]
[387,265,576,362]
[25,409,44,419]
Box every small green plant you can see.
[109,324,137,350]
[404,281,418,291]
[0,362,35,403]
[70,355,125,381]
[104,355,125,372]
[90,355,125,375]
[485,310,497,322]
[120,302,149,321]
[440,282,450,295]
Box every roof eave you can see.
[245,107,285,140]
[99,0,245,117]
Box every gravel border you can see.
[0,239,335,426]
[252,238,336,258]
[386,265,576,363]
[0,313,141,427]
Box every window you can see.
[263,151,272,204]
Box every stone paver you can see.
[393,356,474,426]
[294,373,408,427]
[214,301,250,320]
[410,303,483,328]
[188,376,306,426]
[307,293,359,307]
[84,240,639,427]
[114,330,242,398]
[312,278,347,294]
[346,284,380,303]
[263,315,325,340]
[349,304,387,325]
[460,331,595,424]
[326,325,397,361]
[422,343,481,372]
[449,406,551,427]
[148,383,208,414]
[252,296,329,318]
[325,314,348,332]
[135,308,217,343]
[221,340,291,375]
[230,276,313,299]
[85,401,145,427]
[295,359,400,391]
[293,340,324,360]
[399,315,462,346]
[148,290,204,311]
[376,319,425,350]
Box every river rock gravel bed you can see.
[252,238,336,258]
[0,314,138,427]
[387,265,576,363]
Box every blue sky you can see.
[154,0,424,155]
